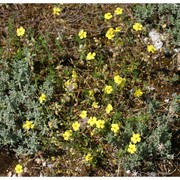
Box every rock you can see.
[24,167,28,173]
[149,29,163,50]
[42,161,47,167]
[17,173,22,177]
[7,171,12,177]
[12,173,17,177]
[35,158,42,165]
[40,172,44,177]
[126,170,131,174]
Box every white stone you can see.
[126,170,131,174]
[149,29,163,50]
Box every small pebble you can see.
[7,171,12,177]
[42,161,47,167]
[12,173,17,177]
[35,158,42,164]
[126,170,131,174]
[24,167,28,173]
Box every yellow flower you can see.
[147,45,156,53]
[15,164,23,174]
[88,117,97,126]
[131,133,141,144]
[106,104,113,114]
[78,29,87,39]
[86,52,96,60]
[114,7,123,15]
[133,23,143,31]
[39,93,46,103]
[114,27,122,32]
[92,102,99,108]
[72,70,78,80]
[89,90,94,97]
[104,12,113,20]
[85,152,93,162]
[111,124,119,133]
[72,82,78,89]
[64,79,70,87]
[104,85,113,94]
[64,80,78,91]
[134,89,143,97]
[96,120,105,129]
[114,75,126,87]
[72,121,80,131]
[23,120,34,130]
[90,129,96,136]
[53,7,61,15]
[16,26,25,37]
[105,28,115,40]
[121,78,126,87]
[79,110,87,119]
[51,156,55,161]
[62,130,72,141]
[128,143,137,154]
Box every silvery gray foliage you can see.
[133,4,180,46]
[0,59,54,155]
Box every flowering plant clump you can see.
[16,26,25,37]
[127,133,141,154]
[0,4,178,177]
